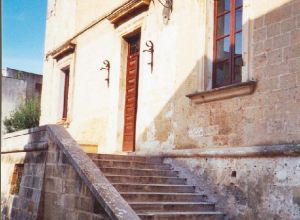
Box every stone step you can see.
[113,183,195,193]
[121,192,208,202]
[88,153,163,163]
[105,175,187,185]
[137,211,225,220]
[130,202,215,212]
[101,167,179,177]
[93,159,172,170]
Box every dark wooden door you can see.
[123,35,140,152]
[62,67,70,120]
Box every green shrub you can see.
[3,99,41,133]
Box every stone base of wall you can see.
[165,156,300,220]
[38,137,109,220]
[1,125,139,220]
[1,127,109,220]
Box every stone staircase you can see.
[88,153,225,220]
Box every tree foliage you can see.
[3,99,41,133]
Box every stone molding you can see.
[186,81,257,104]
[46,125,140,220]
[1,142,48,154]
[49,43,76,60]
[2,126,48,154]
[2,125,47,139]
[45,0,151,57]
[107,0,151,26]
[133,144,300,158]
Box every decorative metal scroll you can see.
[143,40,154,73]
[151,0,173,24]
[100,60,110,87]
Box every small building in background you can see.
[1,68,43,134]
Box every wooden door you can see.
[123,35,140,152]
[62,67,70,120]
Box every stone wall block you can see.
[253,41,265,55]
[296,14,300,27]
[290,43,300,58]
[281,17,296,33]
[267,23,281,38]
[254,27,267,42]
[32,176,41,189]
[32,189,41,203]
[44,177,63,193]
[279,73,297,89]
[265,5,292,25]
[273,34,291,49]
[62,194,78,209]
[267,48,283,64]
[92,214,107,220]
[291,29,300,45]
[292,1,300,15]
[289,57,300,73]
[62,179,81,194]
[78,212,92,220]
[266,62,289,77]
[254,53,267,67]
[76,197,93,212]
[22,175,33,188]
[254,16,265,30]
[46,151,59,164]
[81,184,93,197]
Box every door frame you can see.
[122,30,141,152]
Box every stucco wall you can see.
[40,0,300,153]
[2,68,43,134]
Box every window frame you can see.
[212,0,243,88]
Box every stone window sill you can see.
[186,81,257,104]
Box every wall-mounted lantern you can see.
[143,41,154,73]
[100,60,110,87]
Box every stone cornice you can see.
[46,0,151,58]
[107,0,151,26]
[132,144,300,158]
[48,42,76,60]
[186,81,257,104]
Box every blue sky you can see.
[2,0,47,74]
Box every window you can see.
[213,0,243,88]
[10,164,24,195]
[62,67,70,120]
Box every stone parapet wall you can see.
[38,137,109,220]
[1,127,48,220]
[1,125,139,220]
[165,155,300,220]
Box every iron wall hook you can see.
[100,60,110,87]
[143,40,154,73]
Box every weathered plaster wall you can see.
[40,0,300,153]
[166,156,300,220]
[2,68,43,134]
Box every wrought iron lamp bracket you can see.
[151,0,173,24]
[100,60,110,87]
[143,40,154,73]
